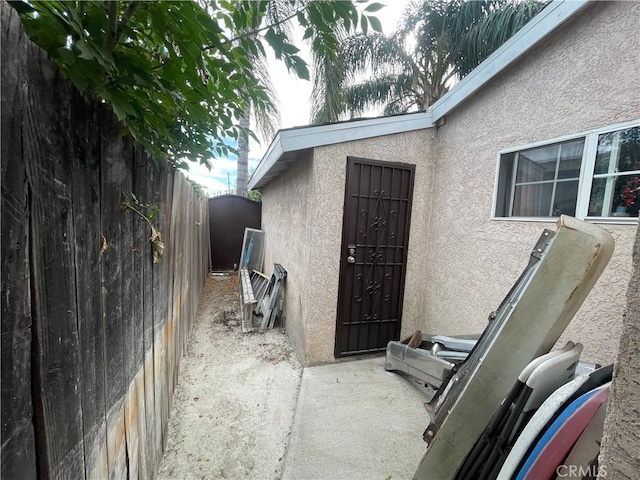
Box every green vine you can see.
[186,178,208,199]
[120,192,164,263]
[248,190,262,202]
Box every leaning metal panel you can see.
[414,216,614,480]
[239,267,256,333]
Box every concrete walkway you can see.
[282,355,434,480]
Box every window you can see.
[494,121,640,221]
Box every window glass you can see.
[513,183,552,216]
[594,127,640,174]
[552,180,578,216]
[589,175,639,217]
[557,140,584,179]
[589,126,640,218]
[494,122,639,220]
[516,145,558,183]
[504,139,584,217]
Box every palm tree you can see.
[236,0,353,196]
[311,0,547,124]
[236,51,280,197]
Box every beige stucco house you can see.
[249,0,640,367]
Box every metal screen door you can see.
[335,157,415,357]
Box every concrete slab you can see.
[282,355,434,480]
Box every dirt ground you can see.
[157,273,302,480]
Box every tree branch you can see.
[103,1,140,54]
[116,1,140,45]
[202,5,305,51]
[103,0,119,53]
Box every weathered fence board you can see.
[131,147,151,480]
[155,169,173,456]
[23,23,86,478]
[1,5,210,479]
[70,88,109,480]
[100,108,131,480]
[0,5,37,478]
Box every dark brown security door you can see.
[335,157,415,357]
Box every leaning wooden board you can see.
[413,216,614,479]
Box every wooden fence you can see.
[1,5,209,479]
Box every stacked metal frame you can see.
[258,264,287,330]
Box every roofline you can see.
[430,0,590,121]
[248,111,433,190]
[249,0,591,190]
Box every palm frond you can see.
[344,73,412,116]
[311,48,348,123]
[382,96,416,116]
[264,0,296,38]
[311,0,548,123]
[250,51,280,141]
[454,0,547,76]
[341,33,412,80]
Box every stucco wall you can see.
[260,1,638,366]
[598,223,640,479]
[425,0,640,365]
[261,152,313,364]
[261,130,434,365]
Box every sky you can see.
[185,1,410,197]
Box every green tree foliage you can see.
[9,0,376,169]
[236,0,383,195]
[248,189,263,203]
[312,0,547,124]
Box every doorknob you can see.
[347,245,356,264]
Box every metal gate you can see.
[208,195,261,271]
[335,157,415,357]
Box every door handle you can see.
[347,255,356,264]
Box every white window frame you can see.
[492,119,640,224]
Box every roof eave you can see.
[249,0,592,190]
[430,0,591,122]
[249,111,434,190]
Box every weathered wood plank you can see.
[0,5,37,478]
[153,167,172,457]
[142,159,162,476]
[100,106,132,480]
[105,399,126,480]
[123,371,142,480]
[118,139,139,479]
[71,89,108,480]
[126,147,150,479]
[168,174,184,407]
[23,25,85,479]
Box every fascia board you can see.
[280,111,433,151]
[249,111,433,189]
[430,0,591,122]
[248,136,284,190]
